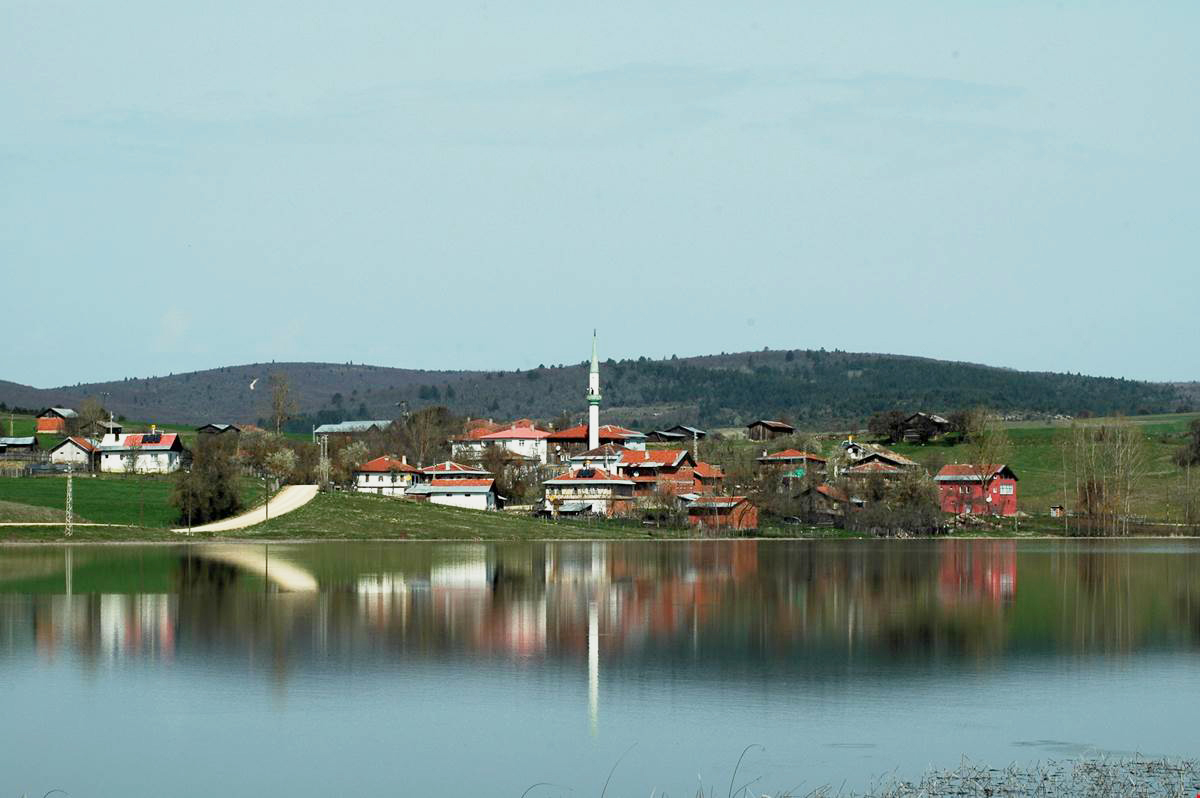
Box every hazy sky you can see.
[2,1,1196,387]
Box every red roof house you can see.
[934,464,1019,516]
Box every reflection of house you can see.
[935,464,1019,516]
[679,495,758,530]
[98,430,186,473]
[542,468,635,517]
[36,407,77,435]
[354,455,420,496]
[49,436,99,469]
[747,419,794,441]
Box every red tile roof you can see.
[847,460,901,474]
[544,468,633,484]
[429,478,494,488]
[935,464,1014,481]
[547,424,643,442]
[121,433,180,451]
[478,425,551,440]
[356,455,419,473]
[53,436,97,453]
[815,483,850,502]
[693,461,724,479]
[687,495,749,507]
[617,449,691,468]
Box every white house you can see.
[541,467,635,517]
[98,430,186,474]
[353,455,419,496]
[406,479,498,511]
[450,421,552,464]
[49,437,99,468]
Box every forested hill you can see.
[1,350,1188,430]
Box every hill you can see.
[0,350,1189,430]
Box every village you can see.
[0,335,1033,535]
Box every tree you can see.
[867,410,906,444]
[77,396,106,436]
[336,440,369,485]
[264,448,297,487]
[1176,419,1200,467]
[964,408,1012,512]
[171,435,242,526]
[269,373,298,435]
[1068,418,1148,535]
[400,406,458,466]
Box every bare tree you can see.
[1068,418,1148,535]
[264,448,297,489]
[336,440,369,486]
[269,373,298,435]
[964,408,1012,514]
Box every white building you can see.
[353,455,419,496]
[49,437,98,468]
[541,467,635,517]
[406,479,498,511]
[98,430,186,474]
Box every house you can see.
[49,437,99,469]
[98,429,186,473]
[406,479,499,511]
[314,420,391,438]
[0,437,39,456]
[901,412,951,443]
[757,449,827,475]
[353,455,420,496]
[934,464,1019,516]
[197,423,241,436]
[541,467,635,517]
[794,483,865,523]
[646,425,707,443]
[839,441,918,477]
[36,407,78,435]
[693,461,725,493]
[546,424,646,460]
[615,449,700,497]
[83,419,123,438]
[568,443,628,472]
[450,421,551,464]
[679,495,758,531]
[747,419,795,441]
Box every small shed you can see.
[36,407,78,435]
[747,420,795,441]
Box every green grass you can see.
[0,474,262,528]
[0,524,181,543]
[236,492,711,541]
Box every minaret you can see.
[587,331,601,450]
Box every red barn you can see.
[36,407,78,435]
[934,464,1019,516]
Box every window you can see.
[999,484,1014,496]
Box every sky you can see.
[2,1,1197,387]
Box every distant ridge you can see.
[0,350,1189,429]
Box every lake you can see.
[2,539,1198,795]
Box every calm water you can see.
[2,539,1199,795]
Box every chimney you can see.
[402,455,408,465]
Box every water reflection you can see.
[5,540,1200,682]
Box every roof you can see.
[846,460,901,474]
[314,420,391,435]
[665,425,706,436]
[646,430,686,441]
[935,464,1017,482]
[477,424,550,441]
[852,446,918,468]
[50,436,98,453]
[553,500,593,513]
[904,412,950,426]
[617,449,693,469]
[685,495,749,509]
[543,468,634,486]
[570,443,627,458]
[39,407,78,419]
[99,432,183,452]
[815,483,850,502]
[758,449,827,463]
[693,461,724,479]
[421,461,492,476]
[0,436,38,446]
[547,424,647,442]
[355,455,419,474]
[407,479,495,495]
[748,419,795,431]
[197,423,240,433]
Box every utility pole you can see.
[64,462,73,537]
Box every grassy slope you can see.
[887,412,1198,521]
[235,492,694,541]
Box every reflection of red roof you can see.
[759,449,826,462]
[356,455,419,473]
[429,478,493,488]
[478,425,550,440]
[694,461,724,479]
[617,449,691,468]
